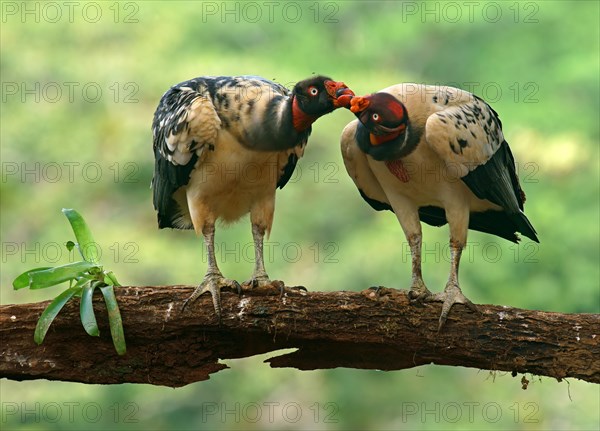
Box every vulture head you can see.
[350,93,408,137]
[289,76,354,132]
[293,76,354,113]
[348,92,411,161]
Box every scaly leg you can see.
[244,198,302,295]
[182,223,241,319]
[380,199,433,301]
[406,232,432,303]
[245,223,272,288]
[425,238,479,330]
[245,195,279,290]
[244,223,300,294]
[370,207,432,300]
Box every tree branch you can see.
[1,285,598,387]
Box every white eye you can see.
[372,113,380,121]
[309,87,319,96]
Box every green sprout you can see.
[13,209,126,355]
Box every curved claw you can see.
[279,283,307,298]
[181,282,214,314]
[181,275,242,322]
[243,275,272,290]
[407,288,431,304]
[243,277,305,298]
[424,283,479,331]
[230,280,243,297]
[407,280,433,306]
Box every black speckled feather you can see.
[462,141,538,242]
[151,75,336,229]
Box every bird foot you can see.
[279,284,308,298]
[243,274,274,290]
[407,280,433,307]
[242,277,306,298]
[182,273,242,322]
[423,282,479,331]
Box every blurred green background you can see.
[1,1,599,430]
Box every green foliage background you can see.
[1,1,598,430]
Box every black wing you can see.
[151,81,221,229]
[426,92,538,243]
[462,140,538,242]
[277,153,299,189]
[417,205,529,243]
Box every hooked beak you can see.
[324,80,355,108]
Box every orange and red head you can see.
[349,93,408,142]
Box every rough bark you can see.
[1,285,598,387]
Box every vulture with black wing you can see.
[341,84,538,329]
[153,75,354,318]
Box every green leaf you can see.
[34,286,81,345]
[13,267,52,290]
[104,271,122,287]
[28,261,99,290]
[80,282,99,337]
[62,208,100,264]
[100,285,126,355]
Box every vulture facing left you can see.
[152,75,354,318]
[342,84,539,329]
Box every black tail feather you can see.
[418,206,538,244]
[152,147,198,229]
[509,211,539,243]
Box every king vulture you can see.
[152,75,354,318]
[341,84,538,329]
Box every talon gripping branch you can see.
[151,75,353,318]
